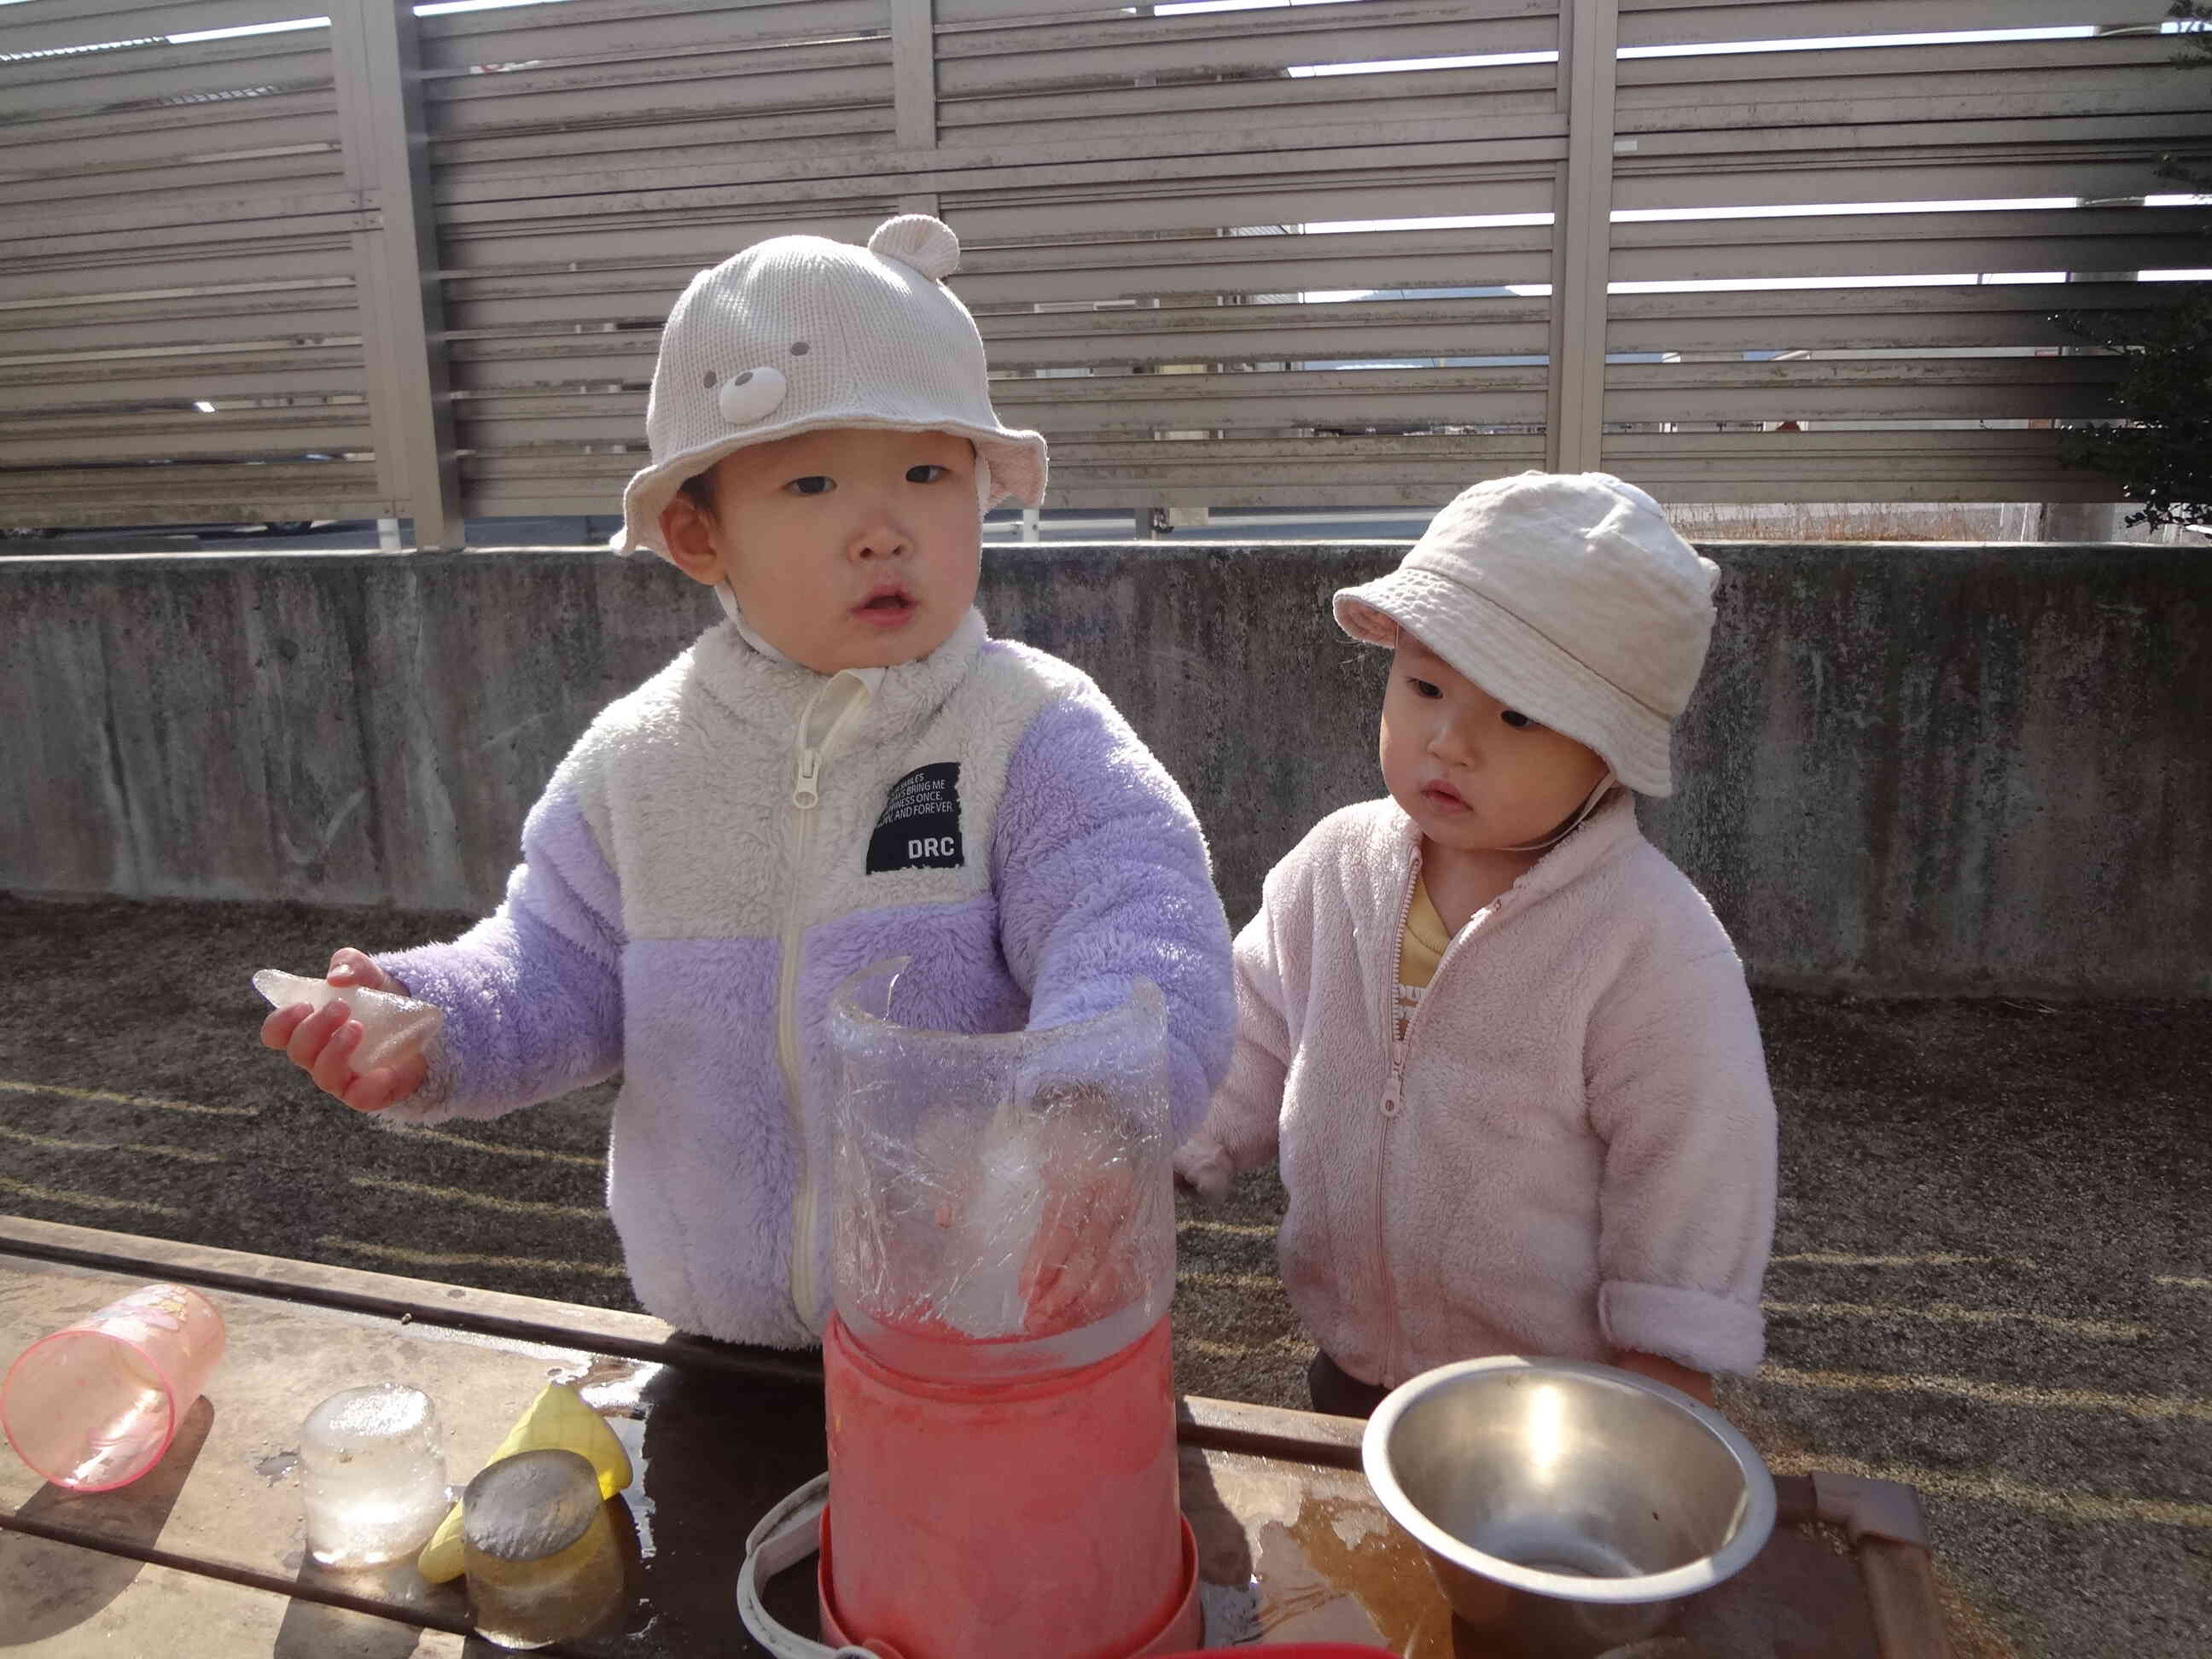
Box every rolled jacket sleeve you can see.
[1586,945,1777,1376]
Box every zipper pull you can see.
[1381,1077,1402,1118]
[793,748,821,810]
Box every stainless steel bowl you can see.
[1361,1357,1776,1657]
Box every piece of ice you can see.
[300,1383,450,1569]
[934,1120,1047,1339]
[253,968,444,1072]
[463,1449,623,1647]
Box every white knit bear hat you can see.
[613,214,1048,558]
[1333,470,1720,797]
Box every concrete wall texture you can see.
[3,542,2205,998]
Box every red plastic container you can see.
[821,1311,1197,1659]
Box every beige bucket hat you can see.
[614,214,1047,558]
[1333,470,1720,796]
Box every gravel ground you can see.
[1,892,2205,1656]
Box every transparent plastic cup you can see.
[1,1283,227,1492]
[826,956,1176,1375]
[463,1447,624,1649]
[300,1382,451,1568]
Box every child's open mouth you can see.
[853,587,917,626]
[1422,782,1469,812]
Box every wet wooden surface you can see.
[1,1216,1936,1656]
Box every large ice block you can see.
[300,1382,450,1568]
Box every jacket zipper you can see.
[1375,850,1419,1385]
[1378,840,1511,1384]
[780,673,871,1334]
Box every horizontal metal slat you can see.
[1613,237,2207,286]
[934,165,1562,247]
[990,364,1552,433]
[416,0,888,74]
[0,35,330,120]
[1603,356,2122,423]
[434,210,905,274]
[0,0,317,58]
[1597,427,2116,504]
[0,471,394,529]
[424,111,1567,211]
[0,415,374,465]
[0,145,343,212]
[0,254,358,309]
[8,185,371,252]
[1610,155,2188,217]
[1617,31,2178,91]
[446,343,660,390]
[938,64,1560,148]
[0,345,365,398]
[418,35,889,118]
[937,9,1559,101]
[430,105,896,178]
[980,298,1557,371]
[0,88,337,169]
[1615,0,2163,49]
[0,282,358,348]
[1604,280,2178,353]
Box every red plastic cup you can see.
[1,1283,226,1491]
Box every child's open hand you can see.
[1008,1086,1161,1336]
[259,948,428,1113]
[1018,1157,1139,1336]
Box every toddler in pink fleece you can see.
[1174,470,1776,1417]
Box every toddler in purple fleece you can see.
[260,216,1236,1348]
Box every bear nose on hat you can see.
[715,365,789,425]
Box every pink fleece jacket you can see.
[1175,792,1776,1384]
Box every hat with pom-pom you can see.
[614,214,1048,557]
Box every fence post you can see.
[893,0,942,217]
[1550,0,1619,474]
[330,0,465,551]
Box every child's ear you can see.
[659,491,725,586]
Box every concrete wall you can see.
[4,543,2205,998]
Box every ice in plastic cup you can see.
[300,1382,451,1568]
[1,1283,226,1492]
[463,1447,624,1649]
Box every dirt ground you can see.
[0,892,2206,1657]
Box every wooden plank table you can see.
[0,1216,1947,1657]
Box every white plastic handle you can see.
[736,1474,883,1659]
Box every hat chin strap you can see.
[1501,769,1618,854]
[717,583,793,662]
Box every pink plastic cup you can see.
[1,1283,226,1492]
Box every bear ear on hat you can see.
[868,214,960,280]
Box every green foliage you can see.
[2052,3,2212,531]
[2056,288,2212,530]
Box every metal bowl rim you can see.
[1359,1355,1778,1604]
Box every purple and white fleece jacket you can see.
[372,608,1235,1349]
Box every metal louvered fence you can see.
[4,0,2209,546]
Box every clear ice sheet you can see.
[253,968,445,1071]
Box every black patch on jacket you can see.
[866,762,964,872]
